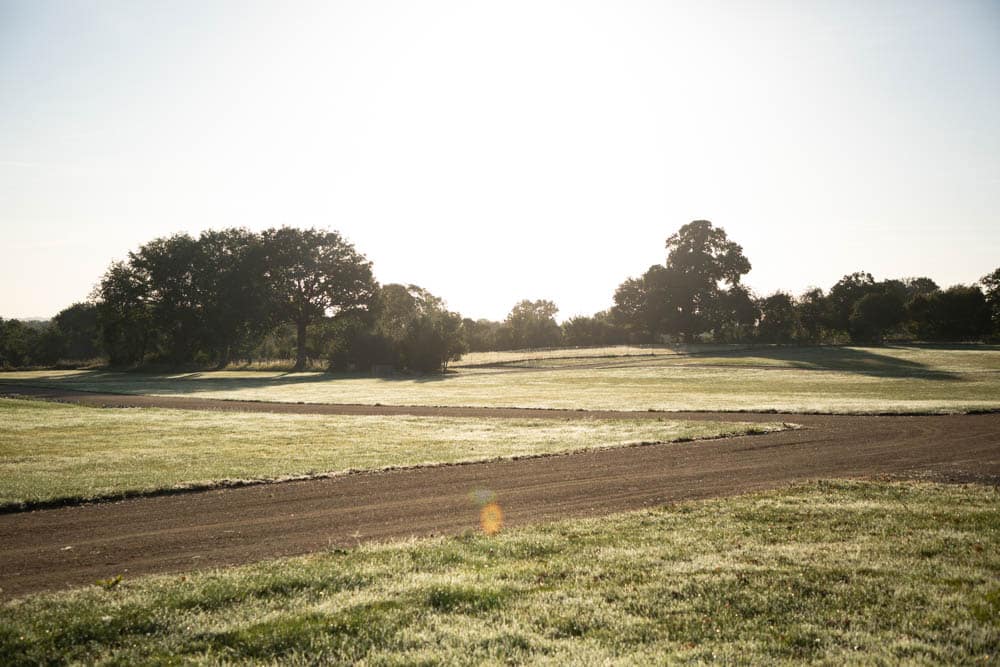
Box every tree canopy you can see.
[3,223,997,372]
[262,227,376,370]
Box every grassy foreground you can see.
[2,481,997,664]
[0,398,782,509]
[4,345,999,413]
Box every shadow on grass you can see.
[0,366,451,398]
[467,344,979,382]
[1,344,986,397]
[709,345,965,381]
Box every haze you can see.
[1,0,998,321]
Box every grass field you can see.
[450,344,738,367]
[2,480,996,664]
[0,398,782,509]
[4,345,999,413]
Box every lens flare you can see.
[480,501,503,536]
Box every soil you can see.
[1,384,998,598]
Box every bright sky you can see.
[1,0,998,321]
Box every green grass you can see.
[2,480,997,664]
[0,398,781,509]
[5,345,1000,413]
[450,343,730,367]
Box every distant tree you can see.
[849,291,906,344]
[757,292,799,343]
[611,221,751,343]
[53,303,100,361]
[460,318,504,352]
[714,286,759,342]
[826,271,877,336]
[662,220,751,341]
[400,308,465,373]
[980,267,1000,336]
[908,285,991,341]
[902,277,939,300]
[374,284,444,343]
[504,300,562,348]
[611,266,672,342]
[562,311,626,347]
[262,228,376,371]
[95,261,153,366]
[0,319,37,367]
[32,324,65,366]
[371,284,465,372]
[796,288,829,343]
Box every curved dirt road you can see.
[1,385,998,598]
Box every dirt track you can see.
[1,385,999,598]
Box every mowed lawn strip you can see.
[4,345,999,413]
[0,398,783,508]
[1,481,997,664]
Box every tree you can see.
[757,292,799,343]
[195,228,272,367]
[374,284,444,343]
[849,291,906,343]
[826,272,876,336]
[504,300,562,348]
[53,303,100,361]
[461,318,504,352]
[980,267,1000,336]
[662,220,751,342]
[0,319,37,367]
[796,288,828,343]
[611,266,672,342]
[262,228,376,371]
[908,285,991,341]
[562,311,626,347]
[400,309,465,373]
[373,284,465,373]
[902,277,939,300]
[95,261,153,366]
[714,286,759,343]
[128,233,205,364]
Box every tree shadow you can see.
[2,344,982,396]
[0,367,451,397]
[708,345,964,381]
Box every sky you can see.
[1,0,998,321]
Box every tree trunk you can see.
[294,319,308,371]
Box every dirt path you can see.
[1,385,998,598]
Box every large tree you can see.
[195,228,272,367]
[262,228,377,371]
[128,233,204,364]
[662,220,751,341]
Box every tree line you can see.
[2,221,998,371]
